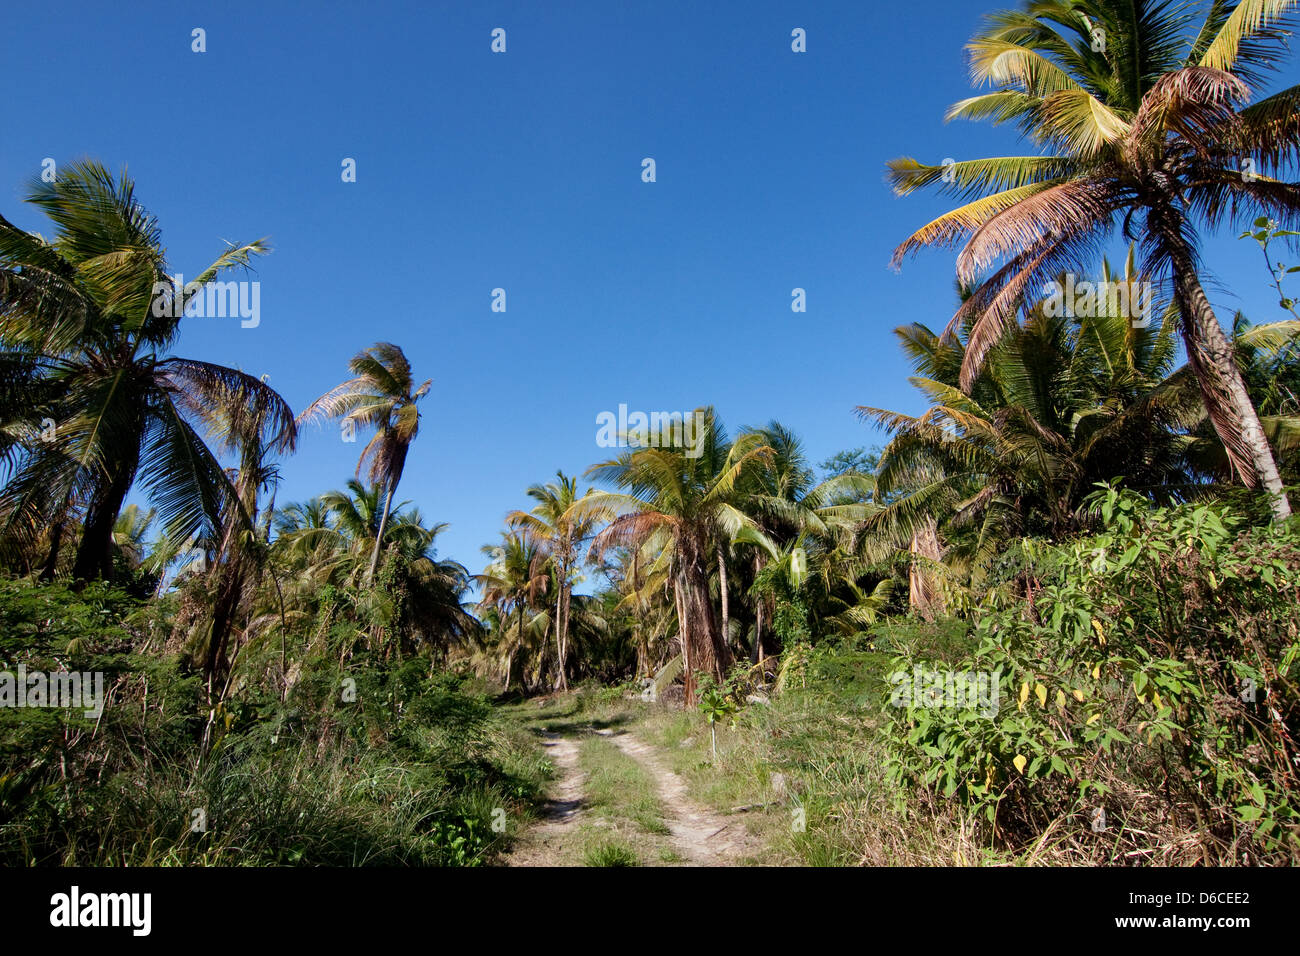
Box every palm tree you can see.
[112,504,157,569]
[582,409,772,702]
[0,160,291,580]
[738,422,879,655]
[193,386,296,694]
[299,343,430,582]
[476,533,552,692]
[264,481,476,664]
[860,261,1216,588]
[886,0,1300,520]
[507,471,600,692]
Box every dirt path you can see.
[596,728,761,865]
[502,732,584,866]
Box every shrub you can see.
[883,485,1300,864]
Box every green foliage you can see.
[1240,217,1300,319]
[583,839,639,867]
[0,577,543,866]
[883,486,1300,863]
[696,677,738,726]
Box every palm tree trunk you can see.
[560,580,572,684]
[674,581,693,704]
[367,479,397,583]
[556,550,573,690]
[39,518,66,581]
[553,576,567,692]
[71,458,136,582]
[908,517,946,621]
[716,543,730,653]
[678,532,730,700]
[508,602,524,693]
[1160,212,1290,521]
[203,561,247,690]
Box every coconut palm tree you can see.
[582,408,772,702]
[886,0,1300,520]
[506,471,600,692]
[112,504,157,569]
[0,160,291,580]
[861,260,1220,587]
[298,343,430,582]
[738,422,880,654]
[193,386,296,693]
[263,481,476,663]
[476,533,550,692]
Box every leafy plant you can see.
[883,484,1300,864]
[1241,217,1300,320]
[696,673,739,762]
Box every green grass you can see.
[583,839,640,867]
[578,735,669,836]
[631,628,1002,867]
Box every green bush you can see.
[0,578,545,866]
[883,485,1300,864]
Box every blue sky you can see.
[3,0,1295,580]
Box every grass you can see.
[628,626,1005,867]
[578,735,669,835]
[583,839,640,867]
[497,633,1009,867]
[1,663,552,867]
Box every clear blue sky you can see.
[3,0,1294,580]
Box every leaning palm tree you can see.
[0,160,291,580]
[887,0,1300,520]
[298,343,430,582]
[194,386,296,695]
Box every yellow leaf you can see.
[1073,688,1086,702]
[1091,663,1101,680]
[1018,681,1030,710]
[1013,754,1027,774]
[1056,690,1066,709]
[1208,571,1218,590]
[1087,713,1101,725]
[1152,690,1163,708]
[1137,693,1147,705]
[1091,619,1107,646]
[1035,683,1047,708]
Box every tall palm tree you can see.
[0,160,291,580]
[265,481,476,662]
[860,262,1223,587]
[299,343,430,583]
[582,409,772,702]
[476,533,550,692]
[507,471,600,692]
[887,0,1300,520]
[738,422,879,655]
[194,385,296,693]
